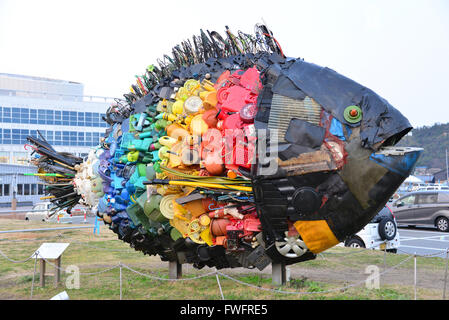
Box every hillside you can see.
[396,122,449,169]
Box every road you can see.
[398,226,449,258]
[48,215,97,225]
[0,208,97,225]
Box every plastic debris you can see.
[25,23,422,270]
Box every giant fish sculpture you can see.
[26,24,422,270]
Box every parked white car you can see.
[343,206,400,253]
[417,185,449,191]
[25,202,53,221]
[25,202,88,223]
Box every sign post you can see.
[34,243,70,288]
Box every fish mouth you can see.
[252,143,423,257]
[324,146,423,241]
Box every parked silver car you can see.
[391,191,449,232]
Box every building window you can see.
[3,107,11,123]
[12,107,20,122]
[38,184,44,195]
[20,129,29,144]
[17,183,23,195]
[20,108,29,124]
[46,131,53,144]
[69,111,77,126]
[54,131,62,146]
[0,184,2,196]
[69,131,77,146]
[38,109,46,125]
[30,109,37,124]
[12,129,20,144]
[1,107,106,128]
[31,183,37,195]
[85,112,92,127]
[3,129,11,144]
[77,132,84,146]
[62,111,70,126]
[0,151,9,163]
[46,109,54,125]
[24,184,30,196]
[4,184,10,196]
[54,110,62,125]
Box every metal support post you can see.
[272,262,286,285]
[169,261,182,279]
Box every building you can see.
[0,73,116,207]
[434,169,449,184]
[0,164,46,207]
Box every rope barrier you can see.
[214,268,225,300]
[121,263,218,281]
[0,243,448,299]
[0,249,36,264]
[37,255,121,276]
[30,252,38,299]
[218,254,414,295]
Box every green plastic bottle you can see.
[146,163,156,180]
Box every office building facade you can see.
[0,73,115,206]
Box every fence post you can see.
[414,253,417,300]
[54,257,61,287]
[272,262,286,286]
[30,253,38,299]
[169,261,182,279]
[40,258,46,287]
[443,249,449,300]
[119,262,122,300]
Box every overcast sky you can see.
[0,0,448,128]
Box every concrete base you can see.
[11,199,17,211]
[272,262,287,285]
[169,261,182,279]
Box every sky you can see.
[0,0,448,128]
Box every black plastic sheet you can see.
[283,59,412,148]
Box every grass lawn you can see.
[0,219,447,300]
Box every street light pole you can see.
[11,174,17,210]
[446,148,448,184]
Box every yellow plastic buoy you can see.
[184,96,203,114]
[159,136,178,148]
[190,114,209,135]
[172,100,184,115]
[200,227,214,246]
[199,214,211,226]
